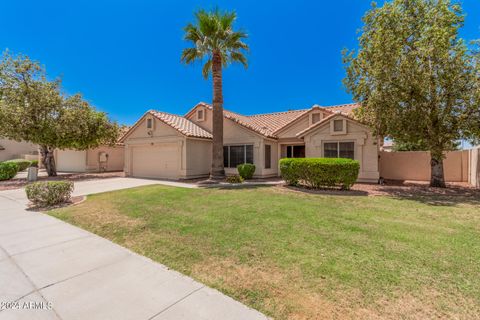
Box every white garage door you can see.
[56,150,87,172]
[131,144,179,179]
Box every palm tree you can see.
[181,8,249,179]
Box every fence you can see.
[379,148,479,187]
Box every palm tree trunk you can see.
[430,151,446,188]
[40,145,57,177]
[210,52,225,179]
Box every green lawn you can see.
[49,185,480,319]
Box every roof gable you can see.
[120,110,212,142]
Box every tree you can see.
[343,0,480,187]
[181,8,249,179]
[0,52,119,176]
[391,138,459,152]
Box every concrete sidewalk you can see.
[0,178,267,320]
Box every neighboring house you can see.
[120,102,380,182]
[0,138,38,162]
[54,128,128,173]
[55,146,125,173]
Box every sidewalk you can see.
[0,178,267,320]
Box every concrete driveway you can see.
[0,178,267,320]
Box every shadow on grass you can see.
[283,185,369,197]
[376,186,480,207]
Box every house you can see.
[120,102,380,182]
[0,138,38,162]
[54,146,125,173]
[54,128,129,173]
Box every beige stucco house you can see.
[0,138,38,162]
[54,146,125,173]
[120,102,380,182]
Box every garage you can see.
[56,150,86,172]
[131,144,179,179]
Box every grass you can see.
[49,185,480,319]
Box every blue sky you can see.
[1,0,479,125]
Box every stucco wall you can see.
[86,146,124,172]
[0,139,38,162]
[223,118,267,177]
[302,117,380,182]
[379,150,470,182]
[469,147,479,188]
[185,139,212,178]
[277,116,310,139]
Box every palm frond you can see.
[181,48,203,64]
[229,51,248,68]
[182,8,249,75]
[202,59,212,79]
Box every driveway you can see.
[0,178,267,320]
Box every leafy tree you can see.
[344,0,480,187]
[0,52,119,176]
[391,138,459,152]
[181,8,249,179]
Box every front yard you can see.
[49,185,480,319]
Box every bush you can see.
[226,175,244,184]
[280,158,360,190]
[30,160,39,167]
[237,163,256,180]
[4,159,32,171]
[0,162,19,181]
[25,181,74,207]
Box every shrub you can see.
[226,175,244,184]
[280,158,360,190]
[30,160,39,167]
[25,181,74,207]
[4,159,32,171]
[237,163,256,180]
[0,162,19,181]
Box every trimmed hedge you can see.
[237,163,256,180]
[25,181,74,207]
[280,158,360,190]
[4,159,32,171]
[30,160,39,167]
[0,162,19,181]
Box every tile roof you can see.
[149,110,213,139]
[129,102,361,141]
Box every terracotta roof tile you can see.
[149,110,212,139]
[195,102,360,139]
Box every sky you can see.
[1,0,479,125]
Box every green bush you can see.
[25,181,74,207]
[226,175,244,184]
[30,160,39,167]
[4,159,32,171]
[0,162,19,181]
[237,163,256,179]
[280,158,360,190]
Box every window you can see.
[286,145,305,158]
[333,119,343,132]
[223,145,254,168]
[323,142,355,160]
[146,118,153,129]
[311,113,321,124]
[197,109,205,121]
[265,145,271,169]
